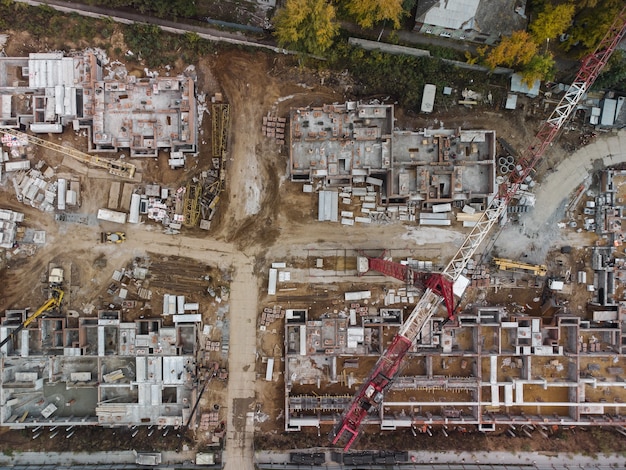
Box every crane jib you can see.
[331,6,626,450]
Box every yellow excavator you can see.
[0,288,64,350]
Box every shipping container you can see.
[96,208,127,224]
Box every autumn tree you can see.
[563,0,623,52]
[521,53,556,86]
[485,31,538,69]
[273,0,339,55]
[529,2,575,43]
[343,0,406,30]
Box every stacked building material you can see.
[259,306,285,328]
[199,411,220,431]
[466,259,490,287]
[262,115,286,145]
[206,341,221,352]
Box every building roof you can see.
[416,0,527,35]
[420,0,480,30]
[510,73,540,98]
[474,0,527,36]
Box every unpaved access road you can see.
[494,129,626,263]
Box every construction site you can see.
[0,3,625,469]
[0,44,234,465]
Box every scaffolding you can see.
[211,104,230,158]
[183,181,202,227]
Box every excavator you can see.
[0,288,64,350]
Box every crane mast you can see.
[332,6,626,451]
[0,128,136,179]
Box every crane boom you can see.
[332,7,626,450]
[0,288,64,350]
[0,128,136,179]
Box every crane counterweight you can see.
[332,7,626,450]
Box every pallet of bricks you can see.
[206,339,221,352]
[262,116,286,145]
[350,303,368,316]
[466,259,490,287]
[199,411,220,431]
[259,305,285,331]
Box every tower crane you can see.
[0,128,136,179]
[331,7,626,451]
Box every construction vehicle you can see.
[0,128,136,179]
[331,7,626,451]
[101,232,126,243]
[48,267,64,286]
[0,288,64,350]
[493,258,547,277]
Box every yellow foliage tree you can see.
[273,0,339,55]
[529,2,575,43]
[344,0,406,30]
[485,31,538,69]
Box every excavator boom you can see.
[0,288,64,350]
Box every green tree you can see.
[594,50,626,91]
[273,0,339,55]
[343,0,406,29]
[529,2,575,43]
[521,53,556,86]
[485,31,537,69]
[563,0,622,52]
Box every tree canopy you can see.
[343,0,406,30]
[594,50,626,91]
[521,53,556,85]
[563,0,623,52]
[485,31,538,69]
[273,0,339,55]
[529,2,575,43]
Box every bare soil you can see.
[0,27,614,460]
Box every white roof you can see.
[423,0,480,29]
[510,73,541,98]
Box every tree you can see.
[343,0,406,30]
[521,53,556,86]
[529,2,575,43]
[594,50,626,91]
[273,0,339,55]
[563,0,622,52]
[485,31,537,69]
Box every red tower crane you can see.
[331,7,626,451]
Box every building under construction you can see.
[284,303,626,434]
[0,52,197,157]
[289,102,496,208]
[0,309,199,428]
